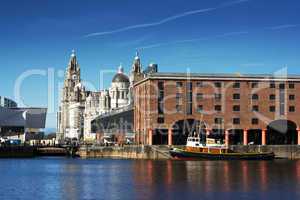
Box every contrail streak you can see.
[84,0,251,38]
[267,24,299,30]
[138,31,249,50]
[138,22,300,50]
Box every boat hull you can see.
[170,148,275,160]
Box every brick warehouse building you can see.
[133,72,300,146]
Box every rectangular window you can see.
[252,118,259,125]
[158,91,164,100]
[176,93,182,98]
[233,105,240,112]
[269,94,276,100]
[289,106,295,112]
[176,98,182,105]
[279,87,285,115]
[233,82,240,88]
[289,94,295,100]
[176,93,182,105]
[214,82,222,88]
[158,102,164,114]
[215,93,222,100]
[289,83,295,89]
[269,106,275,112]
[186,82,193,115]
[252,105,259,112]
[157,117,164,124]
[215,105,222,112]
[214,118,223,124]
[196,82,203,87]
[251,82,259,88]
[158,81,164,90]
[187,82,193,90]
[252,94,259,100]
[176,81,183,88]
[270,82,276,88]
[233,93,240,100]
[187,104,192,115]
[233,118,240,124]
[279,83,285,89]
[197,105,203,113]
[176,105,182,113]
[158,81,164,114]
[197,93,203,100]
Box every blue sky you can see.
[0,0,300,130]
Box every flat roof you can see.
[0,107,47,128]
[134,72,300,86]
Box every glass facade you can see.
[0,96,17,108]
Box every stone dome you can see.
[112,73,130,83]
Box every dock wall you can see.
[79,145,172,159]
[79,145,300,160]
[229,145,300,159]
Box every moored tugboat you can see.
[169,135,275,160]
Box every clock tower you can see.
[57,50,86,141]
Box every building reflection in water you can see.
[61,162,83,200]
[131,160,284,198]
[259,161,268,192]
[241,161,249,192]
[297,160,300,179]
[36,159,300,200]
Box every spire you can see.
[68,49,79,71]
[71,49,76,58]
[118,63,124,74]
[132,51,141,73]
[135,50,140,60]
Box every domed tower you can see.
[110,64,130,109]
[63,50,81,102]
[130,51,144,85]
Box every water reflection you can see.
[0,159,300,200]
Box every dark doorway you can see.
[229,129,243,145]
[153,129,168,145]
[172,119,205,145]
[267,120,298,145]
[248,129,262,145]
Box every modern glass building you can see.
[0,96,17,108]
[0,97,47,143]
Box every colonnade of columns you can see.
[147,128,300,146]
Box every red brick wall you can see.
[134,78,300,143]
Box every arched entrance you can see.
[267,120,298,145]
[152,129,168,145]
[247,129,262,145]
[228,129,243,145]
[172,119,206,145]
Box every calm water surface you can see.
[0,158,299,200]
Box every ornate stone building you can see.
[57,50,87,141]
[57,50,143,141]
